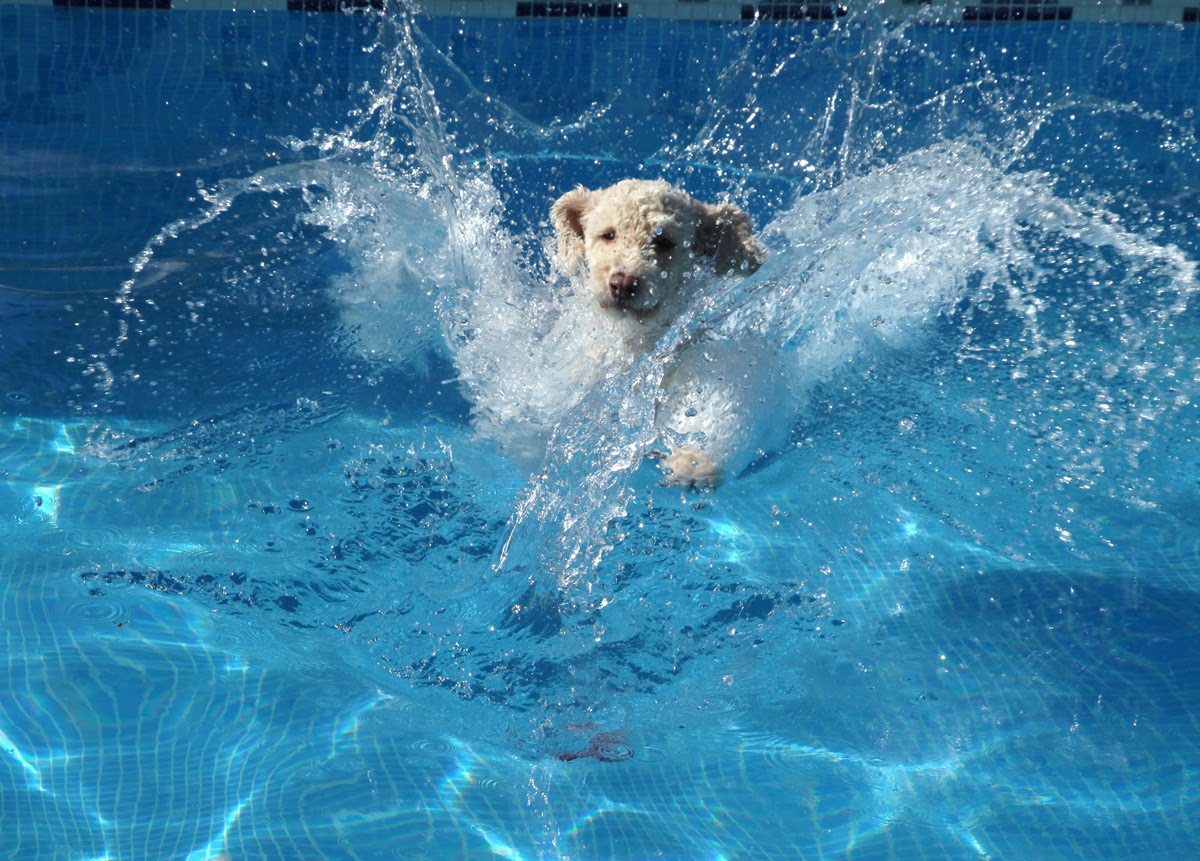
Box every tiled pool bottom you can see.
[4,413,1199,859]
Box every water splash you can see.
[489,138,1195,604]
[89,9,1200,728]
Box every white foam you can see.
[745,144,1040,381]
[330,139,1195,497]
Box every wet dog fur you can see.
[550,179,764,487]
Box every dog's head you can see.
[551,179,763,318]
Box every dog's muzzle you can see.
[608,272,641,303]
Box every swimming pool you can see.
[2,1,1199,857]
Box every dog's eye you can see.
[598,230,616,242]
[651,234,676,253]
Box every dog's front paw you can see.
[662,446,721,489]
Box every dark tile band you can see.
[514,3,630,16]
[963,4,1074,20]
[740,3,848,20]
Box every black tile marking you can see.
[963,3,1073,21]
[286,0,385,10]
[53,0,171,7]
[515,2,629,16]
[740,3,849,20]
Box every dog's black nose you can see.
[608,272,641,302]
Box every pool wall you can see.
[1,0,1199,23]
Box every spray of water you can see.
[98,9,1198,730]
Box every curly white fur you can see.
[550,179,770,487]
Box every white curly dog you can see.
[551,179,780,488]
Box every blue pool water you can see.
[2,5,1200,858]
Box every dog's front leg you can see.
[662,445,721,489]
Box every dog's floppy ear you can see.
[695,202,764,275]
[550,186,592,271]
